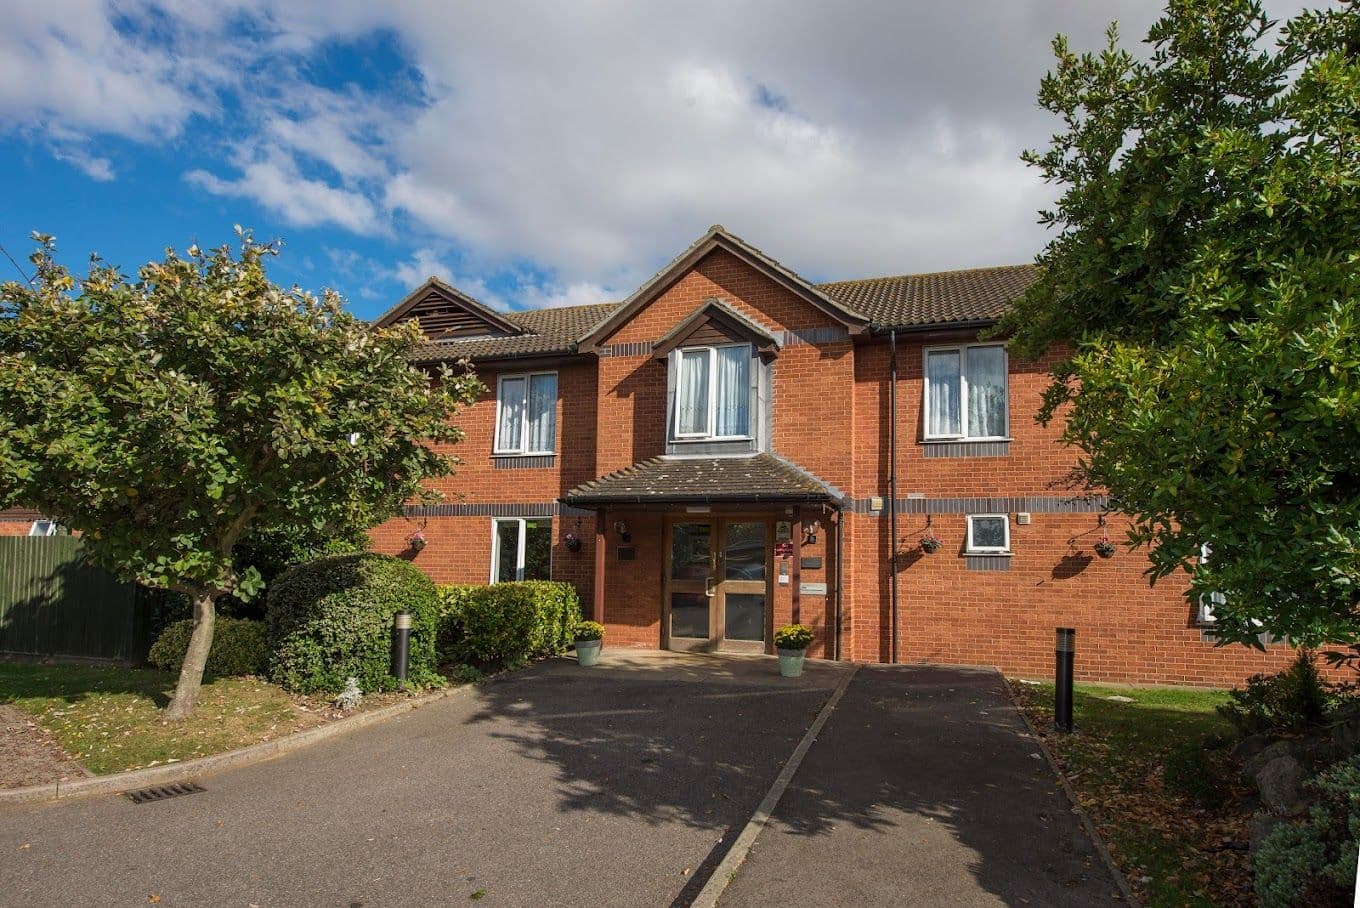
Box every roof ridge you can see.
[818,262,1036,288]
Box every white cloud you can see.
[4,0,1335,302]
[186,151,383,235]
[51,146,115,181]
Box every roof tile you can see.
[564,453,841,505]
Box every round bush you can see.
[147,617,268,677]
[266,553,442,694]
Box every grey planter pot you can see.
[575,639,602,667]
[777,647,807,678]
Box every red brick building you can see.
[369,225,1296,685]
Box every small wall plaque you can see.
[800,556,822,570]
[616,546,635,562]
[799,582,828,596]
[775,521,792,541]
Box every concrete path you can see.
[0,652,846,907]
[719,664,1122,906]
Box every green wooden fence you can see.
[0,536,144,661]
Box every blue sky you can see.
[0,1,1316,321]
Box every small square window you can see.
[965,514,1010,554]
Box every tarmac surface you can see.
[0,652,1116,906]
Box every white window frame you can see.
[493,371,558,455]
[490,517,553,583]
[672,343,753,441]
[1197,543,1225,625]
[965,514,1011,554]
[922,343,1010,441]
[28,519,58,537]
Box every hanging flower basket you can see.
[408,530,427,552]
[1094,536,1116,559]
[564,532,582,552]
[920,532,942,554]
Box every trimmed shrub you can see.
[1255,754,1360,907]
[455,581,581,668]
[1219,651,1331,735]
[147,617,268,677]
[266,553,442,694]
[436,584,479,665]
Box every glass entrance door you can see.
[665,519,770,653]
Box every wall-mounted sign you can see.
[775,521,792,542]
[799,582,828,596]
[774,541,794,558]
[800,556,823,570]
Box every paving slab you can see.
[0,651,846,907]
[719,664,1123,907]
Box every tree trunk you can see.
[164,589,218,720]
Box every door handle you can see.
[705,577,715,598]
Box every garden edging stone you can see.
[0,681,478,807]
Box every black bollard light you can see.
[393,611,412,683]
[1054,627,1075,733]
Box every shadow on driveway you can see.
[720,664,1122,906]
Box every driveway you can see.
[0,652,846,907]
[0,654,1117,906]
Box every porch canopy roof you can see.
[562,453,843,508]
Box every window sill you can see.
[964,550,1011,557]
[492,451,557,458]
[671,436,753,444]
[923,437,1012,445]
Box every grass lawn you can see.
[0,662,324,775]
[1011,680,1254,908]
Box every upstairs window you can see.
[495,372,557,454]
[924,344,1008,440]
[28,519,58,537]
[675,344,751,439]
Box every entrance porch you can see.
[561,453,846,659]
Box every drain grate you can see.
[124,781,205,804]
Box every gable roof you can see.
[374,276,524,338]
[651,298,781,360]
[577,225,870,353]
[818,264,1037,329]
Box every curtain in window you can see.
[926,350,961,436]
[498,377,526,450]
[714,346,750,436]
[676,350,709,434]
[526,374,557,453]
[966,346,1006,438]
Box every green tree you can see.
[0,232,481,717]
[998,1,1360,647]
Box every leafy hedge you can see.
[147,617,269,677]
[436,581,581,669]
[436,585,478,664]
[1255,754,1360,907]
[266,553,442,693]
